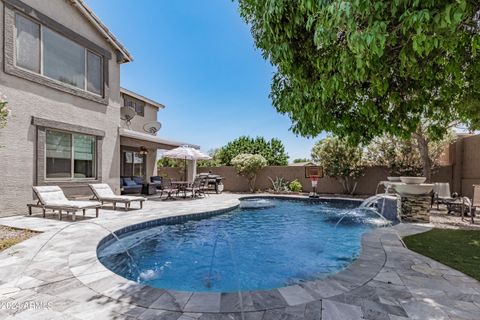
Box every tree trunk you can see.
[248,174,257,193]
[414,130,432,182]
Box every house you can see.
[0,0,193,216]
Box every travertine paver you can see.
[0,194,479,319]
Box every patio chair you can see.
[161,178,179,200]
[89,184,146,210]
[471,185,479,223]
[185,177,204,198]
[29,186,101,221]
[432,183,455,209]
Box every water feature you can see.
[98,198,389,292]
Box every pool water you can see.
[98,198,385,292]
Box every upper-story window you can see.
[14,13,103,96]
[124,95,145,117]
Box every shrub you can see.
[311,136,364,194]
[289,179,302,192]
[0,94,9,129]
[268,176,289,193]
[231,153,267,192]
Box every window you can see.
[43,27,85,89]
[124,96,145,117]
[122,150,145,178]
[15,14,40,73]
[14,14,103,96]
[46,130,96,179]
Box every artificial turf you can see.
[403,228,480,281]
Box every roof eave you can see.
[69,0,133,63]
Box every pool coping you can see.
[68,195,389,313]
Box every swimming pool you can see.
[97,198,386,292]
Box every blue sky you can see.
[87,0,321,160]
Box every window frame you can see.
[14,14,104,97]
[3,2,111,105]
[45,129,97,181]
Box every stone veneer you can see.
[397,194,431,223]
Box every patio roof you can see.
[118,128,199,149]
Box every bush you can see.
[289,179,302,192]
[231,153,267,192]
[268,176,289,193]
[0,94,9,129]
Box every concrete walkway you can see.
[0,194,479,319]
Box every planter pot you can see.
[395,183,433,195]
[387,176,401,182]
[400,176,427,184]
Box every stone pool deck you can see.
[0,193,478,320]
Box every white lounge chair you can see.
[89,183,146,211]
[29,186,101,221]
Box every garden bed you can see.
[0,226,38,251]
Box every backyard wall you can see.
[158,165,454,195]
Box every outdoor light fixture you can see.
[139,146,148,155]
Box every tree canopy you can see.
[238,0,480,144]
[217,136,289,166]
[364,131,454,176]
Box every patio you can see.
[0,194,479,320]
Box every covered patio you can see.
[118,128,199,193]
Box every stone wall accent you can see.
[397,195,431,223]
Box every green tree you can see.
[157,157,184,168]
[231,153,267,192]
[197,149,222,167]
[292,158,310,163]
[365,130,455,177]
[217,136,288,166]
[312,137,364,194]
[238,0,480,178]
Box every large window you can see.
[14,13,103,96]
[122,150,145,178]
[46,130,96,179]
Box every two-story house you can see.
[0,0,192,216]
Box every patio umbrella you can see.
[162,146,211,180]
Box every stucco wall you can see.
[158,165,454,195]
[119,93,159,133]
[0,0,123,216]
[459,135,480,198]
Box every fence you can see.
[158,134,480,197]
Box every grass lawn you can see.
[403,228,480,281]
[0,226,38,251]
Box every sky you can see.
[86,0,322,161]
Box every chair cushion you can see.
[33,186,68,204]
[124,179,137,187]
[132,176,144,185]
[89,183,116,198]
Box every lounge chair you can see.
[29,186,101,221]
[89,183,146,210]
